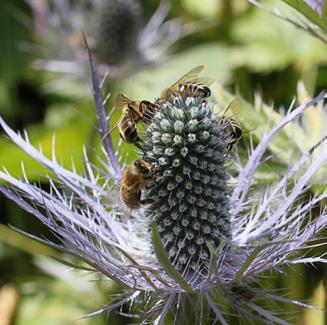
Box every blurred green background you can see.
[0,0,326,324]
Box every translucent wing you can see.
[193,77,215,87]
[218,98,242,120]
[102,120,120,140]
[170,65,204,87]
[115,94,133,107]
[217,98,255,135]
[102,95,131,140]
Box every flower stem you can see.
[175,293,210,325]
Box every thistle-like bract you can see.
[303,0,324,15]
[0,48,326,324]
[249,0,327,43]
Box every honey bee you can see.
[159,65,215,103]
[220,117,242,152]
[217,100,243,153]
[120,159,154,209]
[104,95,160,148]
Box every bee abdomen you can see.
[179,83,211,98]
[121,186,141,209]
[140,101,160,124]
[120,117,141,145]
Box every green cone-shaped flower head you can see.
[143,96,230,272]
[95,0,141,65]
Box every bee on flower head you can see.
[219,117,242,153]
[216,99,243,154]
[119,159,154,209]
[104,66,214,149]
[103,94,160,148]
[158,65,215,104]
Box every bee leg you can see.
[135,141,143,149]
[143,178,155,188]
[140,198,154,205]
[225,142,235,155]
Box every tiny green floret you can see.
[143,95,230,272]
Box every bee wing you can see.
[102,120,120,140]
[115,94,132,107]
[192,77,215,87]
[170,65,204,87]
[107,179,133,216]
[218,98,242,119]
[215,98,257,138]
[103,94,133,140]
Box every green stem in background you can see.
[282,264,305,324]
[175,293,211,325]
[221,0,233,22]
[0,224,60,257]
[324,264,327,325]
[216,0,234,41]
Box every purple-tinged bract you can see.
[0,48,326,323]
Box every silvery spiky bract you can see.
[249,0,327,43]
[303,0,324,15]
[0,47,326,324]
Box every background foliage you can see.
[0,0,326,324]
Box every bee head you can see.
[134,160,152,177]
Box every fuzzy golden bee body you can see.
[220,117,242,152]
[104,66,214,149]
[217,100,243,153]
[159,65,215,103]
[105,94,160,148]
[120,159,154,209]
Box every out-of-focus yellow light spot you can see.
[181,0,220,18]
[303,280,325,325]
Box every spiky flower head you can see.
[0,48,326,323]
[27,0,202,83]
[94,0,141,66]
[143,97,230,272]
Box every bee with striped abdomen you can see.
[104,94,159,148]
[217,99,243,154]
[120,159,154,209]
[220,117,242,153]
[159,65,215,103]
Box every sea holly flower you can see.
[142,96,231,273]
[0,46,326,324]
[27,0,209,84]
